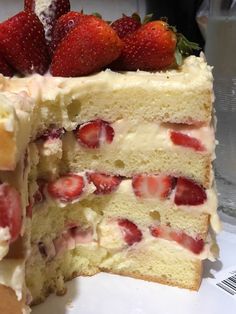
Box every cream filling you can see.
[98,220,218,261]
[0,259,25,300]
[110,119,215,154]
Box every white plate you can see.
[32,230,236,314]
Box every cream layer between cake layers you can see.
[0,55,219,314]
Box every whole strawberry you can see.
[50,16,123,77]
[0,11,50,75]
[111,13,141,38]
[0,51,15,76]
[49,11,86,56]
[24,0,70,42]
[111,20,177,71]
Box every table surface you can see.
[32,230,236,314]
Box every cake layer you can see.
[30,176,218,242]
[61,132,212,188]
[2,55,213,131]
[100,238,203,290]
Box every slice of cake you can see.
[0,3,220,314]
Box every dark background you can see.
[146,0,205,50]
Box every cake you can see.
[0,3,220,314]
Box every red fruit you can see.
[47,174,85,202]
[118,219,142,246]
[179,233,204,254]
[150,225,204,254]
[50,11,86,55]
[111,20,176,71]
[87,172,122,194]
[50,16,123,77]
[24,0,70,42]
[0,11,50,75]
[0,183,22,243]
[132,174,173,199]
[0,51,15,76]
[174,177,207,206]
[75,119,114,149]
[170,131,205,152]
[111,14,141,38]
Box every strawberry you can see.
[0,183,22,243]
[75,119,114,149]
[118,218,142,246]
[132,174,173,199]
[50,16,123,77]
[49,11,86,55]
[170,131,205,152]
[111,13,141,38]
[111,20,177,71]
[174,177,207,206]
[150,225,204,254]
[0,11,50,75]
[47,174,85,202]
[0,51,15,76]
[24,0,70,42]
[87,172,122,194]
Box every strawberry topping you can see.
[150,225,204,254]
[111,14,141,38]
[118,218,142,246]
[0,51,15,76]
[50,16,122,77]
[50,11,86,55]
[24,0,70,42]
[87,172,122,195]
[0,11,50,75]
[75,119,114,149]
[174,177,207,206]
[111,20,177,71]
[132,174,174,199]
[170,131,205,152]
[47,174,85,202]
[0,183,22,243]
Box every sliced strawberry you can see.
[75,120,114,149]
[87,172,122,195]
[50,11,86,55]
[174,177,207,206]
[150,225,204,254]
[0,51,15,76]
[118,218,142,246]
[179,233,204,254]
[111,14,141,38]
[47,174,85,202]
[0,183,22,243]
[170,131,205,152]
[24,0,70,42]
[50,16,122,77]
[0,11,50,75]
[132,174,173,199]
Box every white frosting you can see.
[0,259,25,300]
[99,219,124,251]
